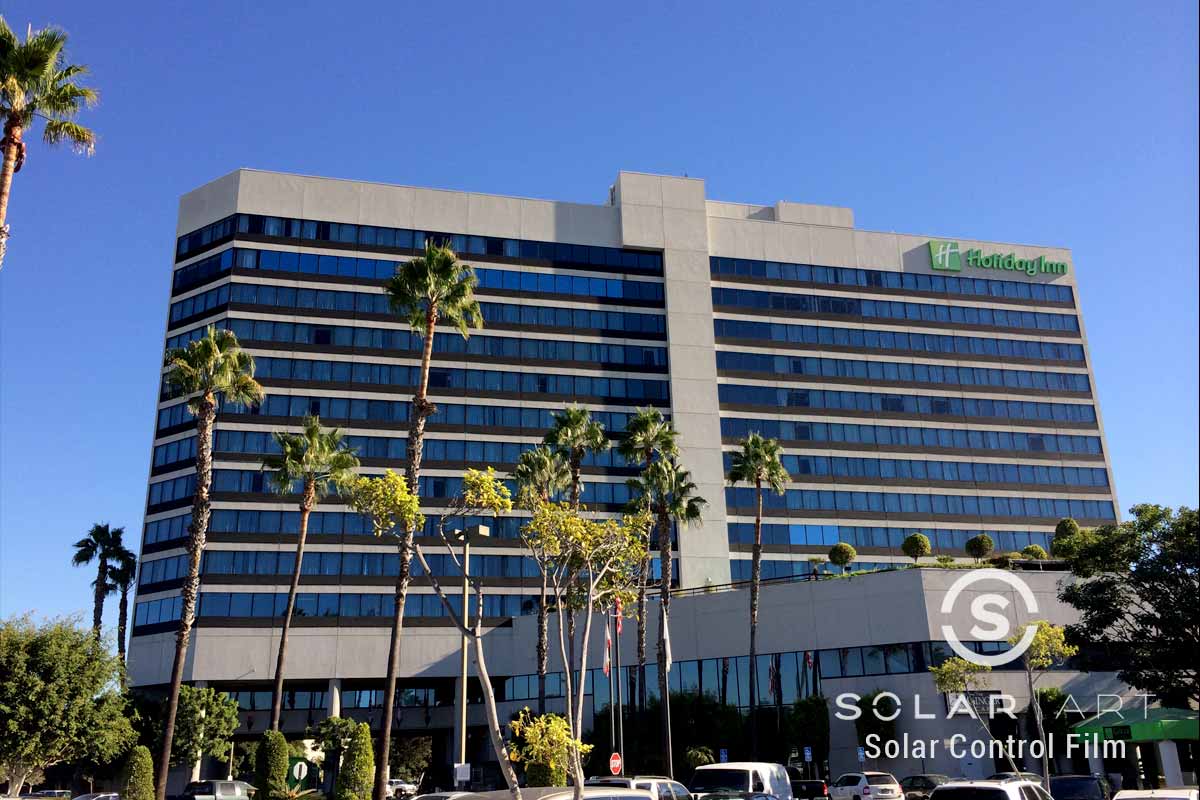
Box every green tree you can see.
[784,696,831,770]
[828,542,857,574]
[388,736,431,784]
[261,416,360,730]
[0,616,134,794]
[684,746,715,770]
[171,686,240,772]
[726,432,788,759]
[70,523,126,636]
[617,408,680,714]
[853,691,896,750]
[256,731,290,800]
[120,746,155,800]
[333,723,374,800]
[965,533,994,563]
[1021,544,1048,560]
[929,657,1019,772]
[1009,621,1077,790]
[1058,505,1199,707]
[544,406,610,509]
[509,710,587,787]
[0,18,97,270]
[626,458,705,778]
[159,325,263,800]
[902,533,932,564]
[105,545,137,664]
[314,716,358,791]
[380,242,481,798]
[1050,517,1082,558]
[513,445,571,715]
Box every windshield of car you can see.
[932,790,1009,800]
[691,769,750,792]
[868,776,899,786]
[1050,779,1104,800]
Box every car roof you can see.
[698,762,782,769]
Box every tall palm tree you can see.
[158,325,263,800]
[70,523,125,636]
[543,405,609,509]
[105,545,137,665]
[727,432,788,759]
[261,415,360,731]
[379,242,481,799]
[617,408,679,712]
[513,445,571,714]
[629,458,706,777]
[0,19,97,270]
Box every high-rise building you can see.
[129,169,1118,781]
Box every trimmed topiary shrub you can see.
[121,745,155,800]
[935,555,956,567]
[828,542,857,574]
[901,533,932,564]
[965,533,994,563]
[333,722,374,800]
[256,730,290,800]
[1022,544,1048,560]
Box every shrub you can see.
[901,533,931,563]
[333,723,374,800]
[1022,544,1048,560]
[509,710,583,788]
[1051,517,1085,558]
[524,762,566,787]
[256,730,290,800]
[935,555,956,567]
[121,745,155,800]
[828,542,857,574]
[965,533,994,563]
[685,746,715,770]
[989,551,1022,568]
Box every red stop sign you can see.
[609,752,622,776]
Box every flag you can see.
[603,617,612,677]
[615,598,623,635]
[662,604,673,674]
[805,651,814,669]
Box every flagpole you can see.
[662,602,674,778]
[615,603,625,770]
[607,611,615,752]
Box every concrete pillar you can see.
[450,676,465,768]
[327,678,342,718]
[1157,741,1184,787]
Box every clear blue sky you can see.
[1,1,1196,626]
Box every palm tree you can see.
[105,545,137,664]
[617,408,679,712]
[629,458,706,777]
[0,19,97,270]
[727,432,788,759]
[70,523,125,636]
[513,445,571,714]
[379,242,481,800]
[261,415,360,731]
[543,406,609,509]
[158,325,263,800]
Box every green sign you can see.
[928,240,1068,277]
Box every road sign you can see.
[454,763,470,785]
[719,748,729,764]
[609,752,623,776]
[856,746,865,763]
[804,746,813,763]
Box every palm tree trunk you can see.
[376,311,438,800]
[117,585,130,663]
[749,480,763,759]
[536,572,548,715]
[569,457,581,509]
[93,559,109,636]
[656,509,673,778]
[271,482,315,730]
[0,121,22,268]
[158,394,216,800]
[637,555,649,712]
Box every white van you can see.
[690,762,794,800]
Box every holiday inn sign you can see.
[928,240,1069,277]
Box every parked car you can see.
[931,779,1051,800]
[520,790,656,800]
[694,793,776,800]
[785,771,828,800]
[690,763,793,800]
[587,776,693,800]
[388,780,420,798]
[32,792,73,799]
[71,794,119,800]
[830,773,902,800]
[987,776,1043,785]
[1050,775,1112,800]
[181,781,256,800]
[901,776,952,800]
[1113,792,1198,800]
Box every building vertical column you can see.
[1157,740,1184,787]
[327,678,342,718]
[450,676,465,769]
[615,171,731,588]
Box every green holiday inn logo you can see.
[928,240,962,272]
[928,240,1068,277]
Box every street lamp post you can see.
[455,523,489,786]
